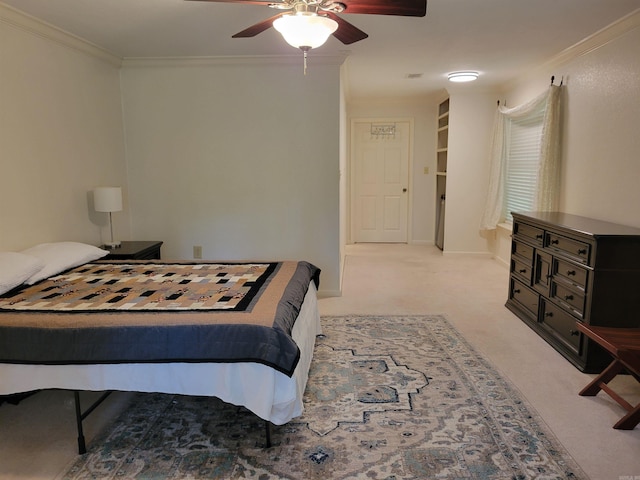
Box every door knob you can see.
[402,188,407,192]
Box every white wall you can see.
[5,2,637,285]
[347,98,435,244]
[494,13,640,263]
[443,91,496,255]
[0,5,128,251]
[339,64,349,290]
[120,59,343,295]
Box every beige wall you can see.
[347,94,497,254]
[0,5,128,251]
[493,13,640,264]
[3,3,638,287]
[347,97,435,244]
[443,91,496,255]
[1,6,342,295]
[120,59,343,295]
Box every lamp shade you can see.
[273,14,338,49]
[94,187,122,213]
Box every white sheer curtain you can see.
[480,85,562,230]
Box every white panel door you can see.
[353,121,409,243]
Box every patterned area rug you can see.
[61,315,586,479]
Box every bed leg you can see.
[74,391,87,455]
[265,420,272,448]
[73,390,112,454]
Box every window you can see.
[503,108,545,222]
[480,85,562,231]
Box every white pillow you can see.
[0,252,45,295]
[22,242,109,285]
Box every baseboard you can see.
[441,251,493,258]
[317,289,342,299]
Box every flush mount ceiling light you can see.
[447,71,479,83]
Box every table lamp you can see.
[94,186,123,248]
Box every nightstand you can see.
[102,241,163,260]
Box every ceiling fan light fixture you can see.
[447,71,479,83]
[273,13,338,50]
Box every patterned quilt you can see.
[0,260,320,376]
[0,263,277,312]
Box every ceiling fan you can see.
[187,0,427,72]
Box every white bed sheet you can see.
[0,283,321,425]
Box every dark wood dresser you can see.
[506,212,640,373]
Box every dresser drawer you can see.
[510,278,539,317]
[546,232,591,264]
[514,221,544,246]
[553,258,588,290]
[551,281,585,318]
[540,299,581,355]
[512,241,534,263]
[511,258,532,283]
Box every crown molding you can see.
[0,2,122,67]
[121,53,348,68]
[546,8,640,68]
[0,2,347,71]
[503,8,640,90]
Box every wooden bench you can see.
[575,323,640,430]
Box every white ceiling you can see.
[3,0,640,99]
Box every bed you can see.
[0,243,321,451]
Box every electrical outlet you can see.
[193,245,202,259]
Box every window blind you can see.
[503,109,544,222]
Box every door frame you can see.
[349,117,414,244]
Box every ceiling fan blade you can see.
[325,12,368,45]
[231,13,285,37]
[338,0,427,17]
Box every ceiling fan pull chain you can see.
[304,49,308,75]
[300,46,310,75]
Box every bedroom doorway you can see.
[350,119,411,243]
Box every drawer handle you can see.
[577,248,587,255]
[564,294,574,301]
[545,312,553,317]
[536,234,543,239]
[551,239,559,245]
[519,268,527,273]
[569,330,579,336]
[513,289,521,294]
[566,270,576,276]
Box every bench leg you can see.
[579,357,640,430]
[614,404,640,430]
[579,359,625,397]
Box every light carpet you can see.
[60,315,586,479]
